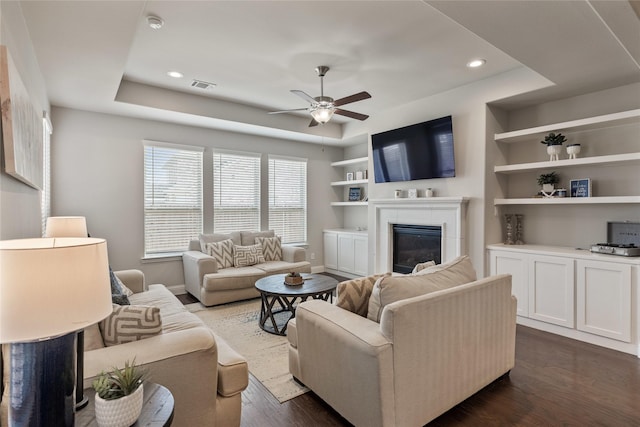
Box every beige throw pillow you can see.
[411,260,436,274]
[336,274,390,317]
[206,239,235,268]
[99,304,162,346]
[233,244,266,267]
[367,255,477,322]
[256,236,282,261]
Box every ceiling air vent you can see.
[191,79,216,90]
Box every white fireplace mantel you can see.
[369,197,469,273]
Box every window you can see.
[268,155,307,244]
[40,113,52,236]
[213,150,261,233]
[143,141,203,256]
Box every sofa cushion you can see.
[240,230,274,246]
[99,304,162,346]
[367,255,477,322]
[84,323,105,351]
[131,284,205,332]
[206,239,235,268]
[256,236,282,261]
[336,274,389,317]
[253,260,311,275]
[233,244,266,267]
[199,232,242,252]
[203,266,267,292]
[411,260,436,274]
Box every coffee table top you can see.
[255,273,338,297]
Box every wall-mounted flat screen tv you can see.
[371,115,455,183]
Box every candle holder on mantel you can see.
[515,214,524,245]
[504,214,514,245]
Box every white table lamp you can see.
[0,237,112,426]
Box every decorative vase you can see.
[94,385,144,427]
[547,145,561,161]
[515,214,524,245]
[566,143,581,159]
[504,214,514,245]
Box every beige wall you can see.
[50,107,343,286]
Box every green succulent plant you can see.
[540,132,567,146]
[537,171,560,186]
[93,359,148,400]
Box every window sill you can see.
[141,253,183,263]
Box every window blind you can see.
[213,150,261,233]
[268,155,307,244]
[143,141,203,256]
[40,114,52,236]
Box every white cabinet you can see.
[330,157,368,206]
[488,244,640,356]
[576,259,632,342]
[323,229,368,277]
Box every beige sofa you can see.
[182,230,311,306]
[288,258,516,427]
[84,270,249,427]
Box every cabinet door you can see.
[323,232,338,270]
[353,235,368,277]
[337,234,355,274]
[528,255,575,328]
[576,260,632,342]
[489,250,528,317]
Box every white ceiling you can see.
[18,0,640,146]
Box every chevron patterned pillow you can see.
[205,238,235,268]
[233,244,266,267]
[99,304,162,347]
[255,236,282,261]
[336,274,390,317]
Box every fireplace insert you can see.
[392,224,442,273]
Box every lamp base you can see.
[9,333,76,427]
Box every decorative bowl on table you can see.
[284,272,304,286]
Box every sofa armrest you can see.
[114,269,146,293]
[182,251,218,297]
[214,334,249,397]
[282,245,306,263]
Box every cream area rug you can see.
[187,299,309,403]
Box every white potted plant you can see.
[540,132,567,161]
[92,360,147,427]
[537,171,560,197]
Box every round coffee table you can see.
[255,273,338,335]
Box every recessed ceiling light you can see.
[167,71,184,79]
[147,15,164,30]
[467,59,486,68]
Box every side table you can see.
[75,382,174,426]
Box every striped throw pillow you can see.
[336,274,389,317]
[99,304,162,346]
[256,236,282,261]
[205,238,235,268]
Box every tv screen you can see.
[371,115,455,183]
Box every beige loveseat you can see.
[182,230,311,306]
[84,270,249,427]
[288,256,516,427]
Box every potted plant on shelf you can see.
[537,171,560,196]
[92,359,148,427]
[540,132,567,161]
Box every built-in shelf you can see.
[494,196,640,205]
[331,179,368,186]
[494,152,640,174]
[494,109,640,143]
[330,157,368,167]
[330,201,368,206]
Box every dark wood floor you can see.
[240,325,640,427]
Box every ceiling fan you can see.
[269,65,371,127]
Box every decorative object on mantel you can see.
[515,214,524,245]
[570,178,591,197]
[425,188,434,197]
[566,143,581,159]
[394,189,403,199]
[540,132,567,161]
[504,214,514,245]
[408,188,418,198]
[92,359,147,427]
[537,171,560,197]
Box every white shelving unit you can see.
[493,109,640,206]
[331,156,369,206]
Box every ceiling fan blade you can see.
[334,91,371,107]
[335,108,369,121]
[308,118,319,127]
[268,108,308,114]
[291,90,317,104]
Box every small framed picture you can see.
[348,187,362,201]
[407,188,418,198]
[570,178,591,197]
[346,172,354,181]
[355,170,364,180]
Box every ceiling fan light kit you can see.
[269,65,371,127]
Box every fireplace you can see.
[392,224,442,273]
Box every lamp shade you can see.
[310,106,335,124]
[0,237,112,343]
[45,216,88,237]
